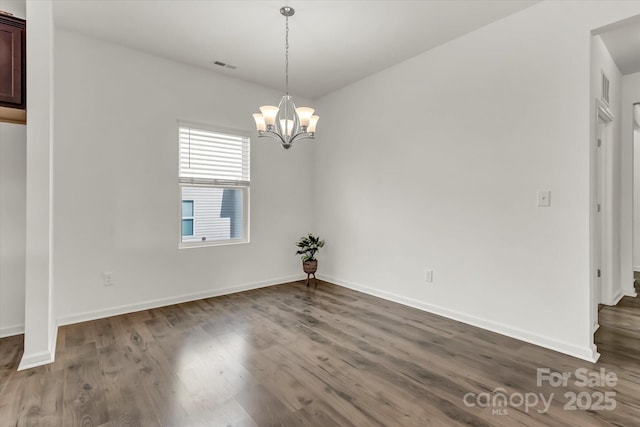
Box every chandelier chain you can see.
[285,13,289,95]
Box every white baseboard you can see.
[18,323,58,371]
[320,274,599,363]
[18,350,54,371]
[611,289,624,306]
[0,324,25,338]
[57,274,305,327]
[601,288,626,306]
[623,282,637,297]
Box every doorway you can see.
[591,14,640,362]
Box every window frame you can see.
[178,121,250,249]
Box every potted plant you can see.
[295,233,325,286]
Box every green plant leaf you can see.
[295,233,324,261]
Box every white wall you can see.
[619,72,638,298]
[313,1,640,361]
[590,35,623,306]
[0,0,26,338]
[635,123,640,272]
[0,0,24,17]
[0,124,26,337]
[53,30,314,324]
[636,119,640,273]
[625,73,640,270]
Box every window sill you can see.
[179,238,249,249]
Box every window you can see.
[181,200,194,237]
[179,122,250,246]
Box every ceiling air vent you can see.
[213,60,237,70]
[601,71,610,105]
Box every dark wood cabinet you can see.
[0,13,25,110]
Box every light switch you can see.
[424,269,433,283]
[537,190,551,207]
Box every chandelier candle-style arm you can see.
[252,6,319,150]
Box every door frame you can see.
[631,103,640,297]
[591,99,614,337]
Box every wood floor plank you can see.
[233,382,291,426]
[16,365,64,427]
[277,398,359,427]
[0,334,22,397]
[97,340,159,427]
[62,342,110,427]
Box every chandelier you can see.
[252,6,318,150]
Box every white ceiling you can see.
[598,16,640,76]
[52,0,538,99]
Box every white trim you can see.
[18,323,58,371]
[0,324,25,338]
[597,98,614,122]
[177,119,253,140]
[597,102,615,306]
[600,70,611,106]
[600,288,625,306]
[18,350,54,370]
[590,98,617,361]
[321,275,600,363]
[611,289,624,306]
[57,275,304,327]
[633,266,640,272]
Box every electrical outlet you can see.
[103,272,114,286]
[424,269,433,283]
[537,190,551,207]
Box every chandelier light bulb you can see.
[280,119,294,136]
[307,115,319,133]
[259,106,279,127]
[295,107,315,127]
[252,114,266,131]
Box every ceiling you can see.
[52,0,538,99]
[598,16,640,76]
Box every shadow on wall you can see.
[221,188,242,239]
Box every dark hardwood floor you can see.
[1,280,639,426]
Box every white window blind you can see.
[179,125,250,186]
